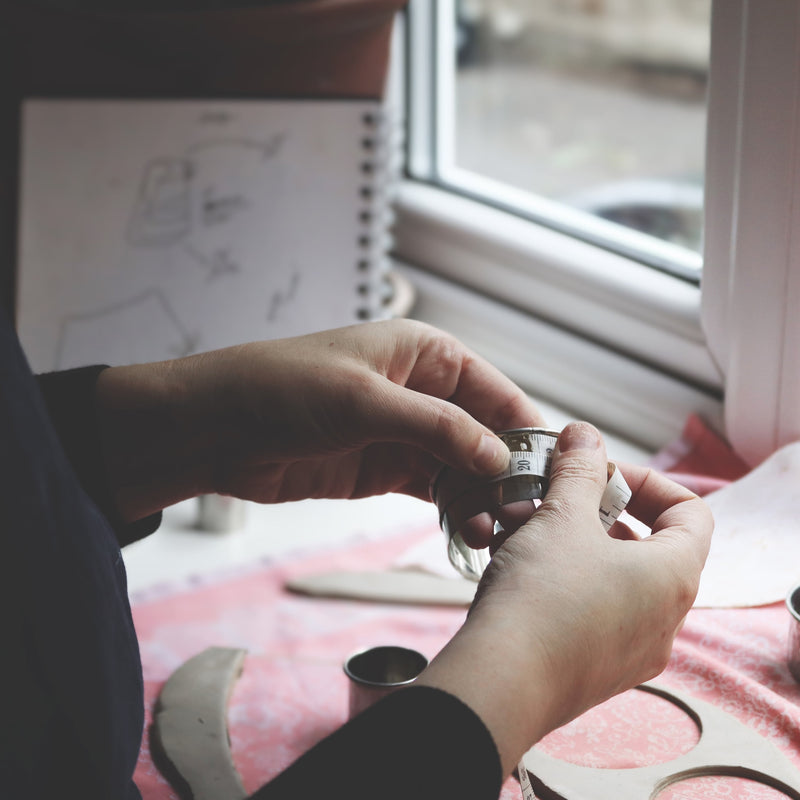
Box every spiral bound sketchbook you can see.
[16,98,398,372]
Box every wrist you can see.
[415,610,561,777]
[95,358,217,521]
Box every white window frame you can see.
[392,0,800,462]
[702,0,800,466]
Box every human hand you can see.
[416,421,713,777]
[96,319,543,521]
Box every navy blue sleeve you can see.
[36,367,161,547]
[250,685,503,800]
[0,309,144,799]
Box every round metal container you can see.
[786,584,800,683]
[430,427,560,581]
[343,645,428,718]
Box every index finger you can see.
[619,462,713,560]
[619,463,700,526]
[403,326,545,431]
[447,354,546,432]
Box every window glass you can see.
[450,0,710,263]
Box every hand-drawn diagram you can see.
[54,132,288,370]
[126,158,194,246]
[18,100,383,374]
[267,270,302,323]
[126,135,284,279]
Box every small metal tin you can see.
[343,645,428,718]
[786,583,800,683]
[430,427,561,582]
[196,494,247,532]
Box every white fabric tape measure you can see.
[497,448,630,535]
[431,427,633,582]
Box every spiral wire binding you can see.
[357,104,403,321]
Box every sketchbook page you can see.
[17,99,390,372]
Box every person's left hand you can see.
[416,421,713,777]
[97,320,544,521]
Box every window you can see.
[394,0,720,451]
[447,0,708,279]
[393,0,800,462]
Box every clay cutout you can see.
[523,683,800,800]
[286,568,477,606]
[151,646,248,800]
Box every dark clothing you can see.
[0,308,147,799]
[0,307,502,799]
[250,684,503,800]
[36,368,160,549]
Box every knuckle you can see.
[344,371,382,414]
[643,648,673,681]
[656,549,702,613]
[405,328,466,396]
[432,401,468,441]
[535,494,574,527]
[429,337,465,377]
[671,570,700,614]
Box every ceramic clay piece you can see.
[286,568,477,605]
[151,646,248,800]
[522,682,800,800]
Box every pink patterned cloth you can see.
[132,526,466,799]
[131,416,800,799]
[131,528,800,800]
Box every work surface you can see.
[128,509,800,800]
[124,412,800,799]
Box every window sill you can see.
[392,180,722,394]
[396,260,721,452]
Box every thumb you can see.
[537,422,609,528]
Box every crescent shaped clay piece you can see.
[151,646,248,800]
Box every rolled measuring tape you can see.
[430,427,632,582]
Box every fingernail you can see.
[557,422,601,452]
[475,433,509,473]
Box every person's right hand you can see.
[416,421,713,778]
[95,320,542,523]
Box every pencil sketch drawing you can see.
[55,288,200,369]
[19,100,380,374]
[51,131,290,368]
[127,158,194,246]
[267,270,302,323]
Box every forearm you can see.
[415,611,563,778]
